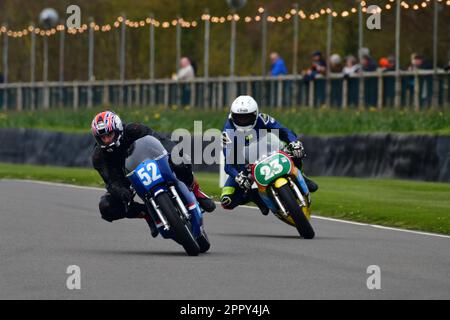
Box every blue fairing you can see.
[127,155,174,198]
[127,154,203,239]
[175,179,203,238]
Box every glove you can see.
[235,171,253,190]
[287,140,306,159]
[118,188,133,203]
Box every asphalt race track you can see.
[1,179,449,299]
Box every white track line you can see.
[5,179,105,191]
[3,179,450,239]
[237,205,450,238]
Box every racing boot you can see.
[249,189,270,216]
[190,179,216,213]
[137,212,159,238]
[303,174,318,193]
[292,158,318,193]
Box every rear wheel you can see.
[276,184,315,239]
[155,192,200,256]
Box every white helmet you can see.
[229,95,259,131]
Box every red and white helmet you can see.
[91,111,124,150]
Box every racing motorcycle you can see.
[243,134,315,239]
[124,135,210,256]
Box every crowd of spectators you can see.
[172,48,446,81]
[267,47,446,79]
[264,48,448,107]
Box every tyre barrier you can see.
[0,128,449,182]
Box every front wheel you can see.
[197,228,211,253]
[276,184,315,239]
[154,192,200,256]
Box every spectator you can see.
[361,54,377,72]
[269,52,287,76]
[342,55,360,106]
[360,54,378,106]
[379,56,396,72]
[301,51,327,106]
[303,51,326,80]
[409,54,432,71]
[358,47,370,60]
[329,53,343,73]
[378,57,391,70]
[444,60,450,72]
[379,55,396,106]
[342,55,361,76]
[407,53,433,107]
[189,58,198,77]
[172,57,195,106]
[384,55,396,72]
[172,57,195,81]
[408,53,418,70]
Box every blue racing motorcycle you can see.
[124,135,210,256]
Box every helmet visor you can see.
[95,131,118,148]
[231,112,257,128]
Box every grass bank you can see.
[1,162,449,235]
[1,106,449,135]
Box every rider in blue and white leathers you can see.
[220,95,318,215]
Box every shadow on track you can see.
[214,232,345,241]
[214,232,301,239]
[63,247,238,258]
[63,248,188,257]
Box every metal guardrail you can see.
[0,70,449,111]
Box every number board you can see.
[135,160,163,189]
[253,153,292,186]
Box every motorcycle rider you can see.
[91,110,216,238]
[220,95,318,215]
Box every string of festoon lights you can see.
[0,0,448,38]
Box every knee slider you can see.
[220,186,236,210]
[99,197,119,222]
[220,195,234,210]
[99,197,110,216]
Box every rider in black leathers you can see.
[91,111,215,238]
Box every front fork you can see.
[163,181,204,237]
[147,195,170,231]
[265,174,310,216]
[145,183,192,233]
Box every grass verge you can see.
[1,106,450,135]
[1,162,449,235]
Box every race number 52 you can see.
[137,162,161,186]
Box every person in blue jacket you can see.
[220,95,318,215]
[270,52,288,76]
